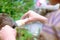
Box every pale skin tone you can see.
[0,25,16,40]
[0,0,59,40]
[21,10,48,24]
[0,10,47,40]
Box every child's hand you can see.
[21,10,48,24]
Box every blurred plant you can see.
[16,27,34,40]
[0,0,34,20]
[0,0,34,40]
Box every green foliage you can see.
[0,0,34,20]
[0,0,34,40]
[16,27,33,40]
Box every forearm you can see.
[38,15,47,23]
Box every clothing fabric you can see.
[41,10,60,40]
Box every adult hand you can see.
[0,25,16,40]
[21,10,48,24]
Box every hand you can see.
[0,25,16,40]
[21,10,48,24]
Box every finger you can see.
[21,10,33,19]
[24,18,35,24]
[21,12,29,19]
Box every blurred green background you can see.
[0,0,34,40]
[0,0,34,20]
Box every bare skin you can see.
[21,10,48,24]
[0,10,47,40]
[0,25,16,40]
